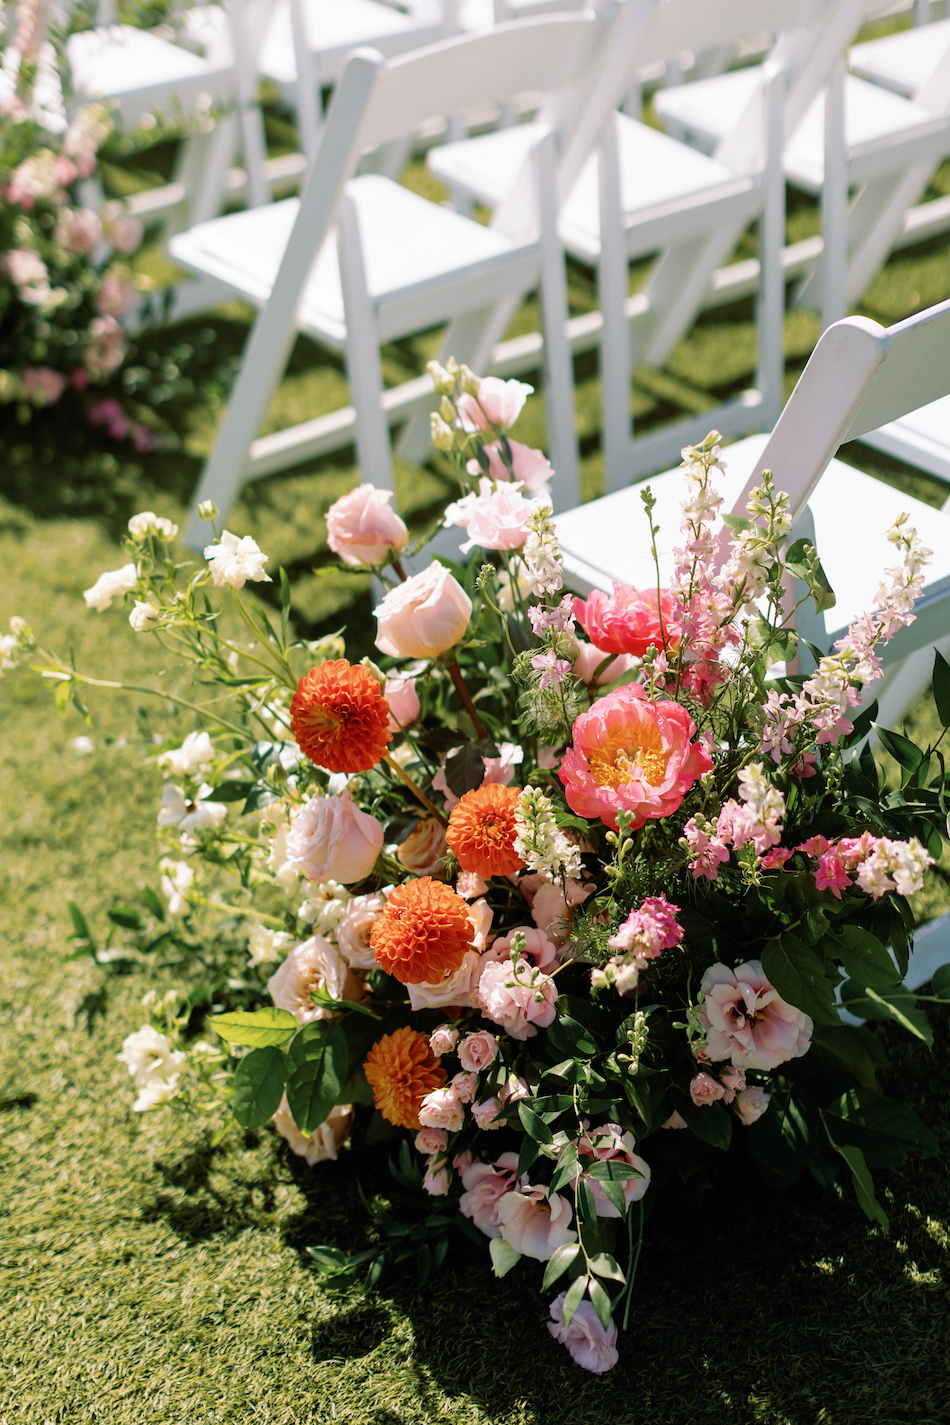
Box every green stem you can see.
[383,752,448,825]
[622,1199,644,1331]
[231,588,296,688]
[197,898,285,928]
[39,660,253,742]
[448,657,489,740]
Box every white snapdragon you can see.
[247,923,295,967]
[158,731,214,778]
[83,562,138,612]
[159,858,195,915]
[157,784,227,833]
[856,838,933,900]
[128,511,178,540]
[204,530,271,589]
[513,786,582,882]
[117,1025,185,1112]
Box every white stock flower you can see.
[204,530,271,589]
[157,784,227,833]
[158,731,214,777]
[83,563,138,612]
[128,511,178,540]
[247,923,295,967]
[129,593,160,632]
[159,858,194,915]
[521,503,562,597]
[117,1025,185,1112]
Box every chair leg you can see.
[821,59,848,330]
[338,192,395,495]
[536,129,579,511]
[598,118,633,494]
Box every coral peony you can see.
[326,483,408,567]
[364,1027,446,1129]
[446,783,524,878]
[374,562,472,659]
[370,877,474,984]
[573,583,677,658]
[291,660,391,773]
[560,682,712,831]
[697,960,813,1071]
[547,1293,619,1375]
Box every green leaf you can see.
[548,1014,599,1058]
[140,885,166,920]
[839,982,933,1045]
[828,926,900,988]
[286,1022,348,1134]
[107,904,143,930]
[67,901,95,946]
[205,781,256,803]
[542,1242,581,1291]
[721,511,752,534]
[561,1274,588,1330]
[518,1103,553,1144]
[279,567,291,648]
[588,1252,626,1284]
[575,1177,598,1229]
[762,934,840,1026]
[874,726,924,778]
[588,1278,613,1330]
[933,648,950,728]
[809,1024,878,1090]
[232,1045,287,1130]
[211,1007,299,1048]
[676,1095,733,1151]
[931,963,950,1000]
[444,740,499,797]
[586,1161,643,1181]
[827,1088,939,1160]
[306,1245,349,1274]
[833,1143,889,1231]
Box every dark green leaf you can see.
[444,740,499,797]
[933,648,950,728]
[931,963,950,999]
[676,1095,733,1151]
[827,1089,939,1160]
[232,1045,287,1130]
[828,926,900,988]
[286,1022,348,1134]
[762,934,840,1026]
[576,1177,598,1228]
[542,1242,581,1291]
[205,781,256,803]
[517,1133,540,1177]
[306,1245,349,1273]
[212,1007,299,1047]
[589,1278,613,1330]
[839,982,933,1045]
[518,1103,553,1144]
[107,905,143,930]
[588,1252,625,1284]
[832,1143,889,1231]
[809,1024,878,1090]
[67,901,93,943]
[586,1161,643,1181]
[561,1274,588,1329]
[746,1088,809,1189]
[548,1015,599,1058]
[140,885,166,920]
[874,726,923,776]
[279,567,291,647]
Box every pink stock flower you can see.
[385,674,420,731]
[573,584,677,658]
[760,847,792,871]
[576,1123,650,1218]
[459,1151,520,1236]
[735,1086,771,1125]
[571,639,635,687]
[457,1029,498,1073]
[418,1085,465,1133]
[444,476,539,553]
[326,484,408,567]
[489,925,558,972]
[477,957,557,1040]
[84,315,125,377]
[457,376,532,432]
[560,683,712,831]
[497,1184,576,1260]
[415,1126,448,1155]
[547,1292,619,1375]
[697,961,812,1071]
[21,367,66,406]
[689,1072,725,1106]
[467,439,553,493]
[608,894,683,959]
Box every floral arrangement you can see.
[10,359,950,1374]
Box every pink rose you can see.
[471,1096,505,1130]
[55,207,101,254]
[374,562,472,659]
[396,817,448,877]
[721,1064,746,1101]
[458,1030,498,1073]
[572,639,634,687]
[326,483,408,567]
[689,1071,726,1106]
[697,960,812,1071]
[466,438,553,493]
[457,376,532,432]
[560,683,713,832]
[459,1151,519,1237]
[335,892,385,969]
[573,583,677,658]
[735,1086,771,1125]
[477,957,557,1040]
[21,367,66,407]
[267,935,356,1024]
[84,315,125,377]
[444,476,539,553]
[453,1149,474,1173]
[385,674,420,731]
[286,793,383,885]
[96,271,138,317]
[547,1292,619,1375]
[415,1126,448,1155]
[418,1085,465,1133]
[497,1184,576,1260]
[451,1071,478,1104]
[429,1025,459,1057]
[406,948,481,1012]
[423,1160,452,1195]
[273,1095,352,1165]
[576,1123,650,1218]
[490,925,558,971]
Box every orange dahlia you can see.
[446,782,525,878]
[290,659,391,773]
[364,1027,446,1128]
[370,877,473,984]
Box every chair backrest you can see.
[726,297,950,526]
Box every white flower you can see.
[0,633,17,672]
[129,593,160,632]
[117,1024,185,1112]
[247,922,295,967]
[157,784,227,833]
[521,503,561,597]
[267,935,352,1023]
[264,803,301,893]
[298,880,352,935]
[204,530,271,589]
[158,731,214,777]
[71,736,94,756]
[513,785,582,882]
[83,562,138,612]
[159,858,195,915]
[128,511,178,540]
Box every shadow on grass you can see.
[141,1135,281,1243]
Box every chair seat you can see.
[67,24,234,125]
[170,173,526,347]
[260,0,436,86]
[555,431,950,636]
[849,18,950,100]
[428,120,547,207]
[860,392,950,483]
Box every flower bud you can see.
[426,359,454,394]
[459,364,479,396]
[430,413,454,451]
[440,394,454,423]
[198,499,218,521]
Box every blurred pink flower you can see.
[327,483,408,567]
[467,438,553,493]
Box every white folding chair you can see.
[555,296,950,734]
[849,13,950,99]
[172,15,609,548]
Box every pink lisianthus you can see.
[689,1071,725,1106]
[735,1086,771,1125]
[547,1292,619,1375]
[576,1123,650,1218]
[571,639,635,687]
[457,1029,498,1073]
[467,439,553,493]
[608,894,683,959]
[444,477,539,553]
[560,683,712,832]
[477,956,557,1040]
[497,1184,576,1260]
[529,878,596,945]
[457,376,532,432]
[697,960,812,1071]
[326,484,408,567]
[459,1151,520,1237]
[489,925,558,972]
[21,367,66,407]
[573,583,677,658]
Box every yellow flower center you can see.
[588,721,669,790]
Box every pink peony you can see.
[735,1086,771,1125]
[489,925,558,971]
[689,1071,726,1106]
[374,562,472,659]
[335,892,385,969]
[459,1151,520,1236]
[385,674,420,731]
[273,1095,351,1165]
[326,483,408,567]
[84,314,125,377]
[547,1292,619,1375]
[286,792,383,885]
[415,1126,448,1155]
[497,1184,576,1260]
[429,1025,459,1057]
[478,957,557,1040]
[267,935,357,1024]
[457,376,532,432]
[577,1123,650,1217]
[560,682,712,831]
[573,583,677,658]
[697,960,812,1071]
[444,476,539,553]
[21,367,66,406]
[466,438,553,493]
[418,1085,465,1133]
[457,1029,498,1073]
[572,639,635,687]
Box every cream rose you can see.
[266,935,360,1023]
[374,562,472,659]
[397,817,448,876]
[335,892,386,970]
[285,793,383,885]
